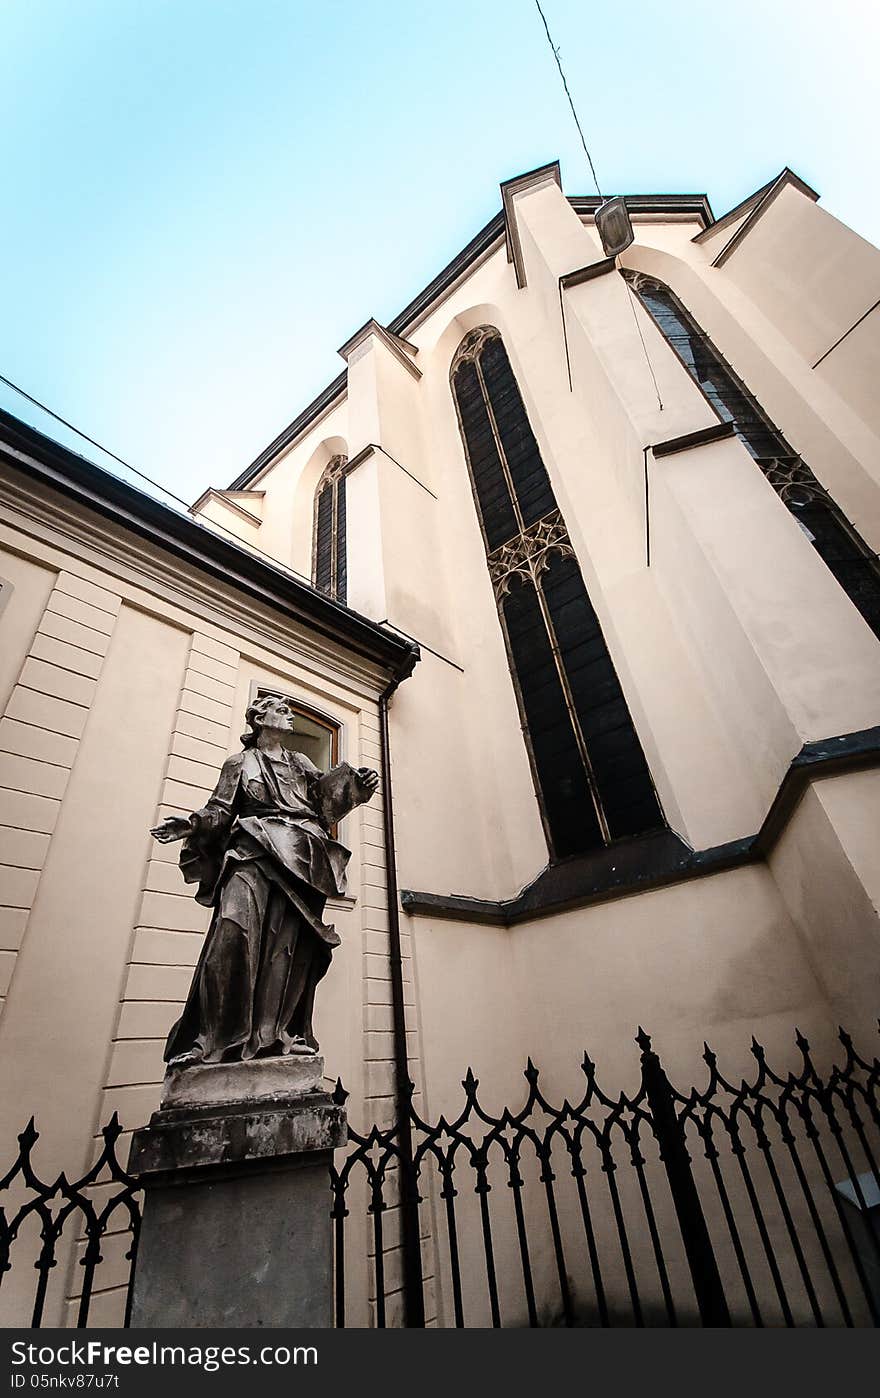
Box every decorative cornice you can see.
[572,194,714,226]
[400,726,880,926]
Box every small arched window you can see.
[312,454,348,603]
[626,272,880,640]
[451,326,664,859]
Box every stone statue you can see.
[151,695,378,1067]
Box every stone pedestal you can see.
[127,1056,346,1329]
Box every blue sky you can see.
[1,0,877,506]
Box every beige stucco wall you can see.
[0,465,419,1327]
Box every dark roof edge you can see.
[0,407,419,683]
[691,177,775,245]
[229,368,348,490]
[711,167,820,269]
[230,192,714,489]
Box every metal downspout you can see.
[378,677,425,1326]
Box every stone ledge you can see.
[128,1092,347,1180]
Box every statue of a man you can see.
[151,695,378,1066]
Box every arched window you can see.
[312,454,348,602]
[626,272,880,640]
[451,326,663,859]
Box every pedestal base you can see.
[161,1052,324,1110]
[127,1070,346,1329]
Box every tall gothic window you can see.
[626,272,880,640]
[451,326,663,860]
[313,454,347,603]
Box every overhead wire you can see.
[0,369,317,589]
[0,371,197,515]
[624,281,664,410]
[533,0,664,411]
[534,0,603,200]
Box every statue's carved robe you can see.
[165,747,365,1064]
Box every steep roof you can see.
[229,179,714,490]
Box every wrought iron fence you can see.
[331,1026,880,1328]
[2,1025,880,1328]
[0,1116,140,1328]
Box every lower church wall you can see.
[407,793,880,1326]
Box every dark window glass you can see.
[502,575,603,857]
[631,275,880,641]
[451,325,664,859]
[478,336,557,528]
[793,502,880,638]
[335,475,347,604]
[452,360,518,550]
[312,456,348,602]
[314,485,333,595]
[541,553,661,840]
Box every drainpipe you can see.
[378,674,425,1327]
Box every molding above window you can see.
[650,420,736,458]
[559,256,617,291]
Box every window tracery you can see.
[451,326,663,857]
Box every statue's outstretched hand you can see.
[356,767,380,802]
[151,814,194,843]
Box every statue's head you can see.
[241,695,297,748]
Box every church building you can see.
[1,161,879,1327]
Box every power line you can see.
[534,0,603,200]
[0,371,197,515]
[0,369,317,588]
[623,280,664,411]
[533,4,664,412]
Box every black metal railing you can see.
[331,1026,880,1328]
[3,1025,880,1328]
[0,1115,140,1328]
